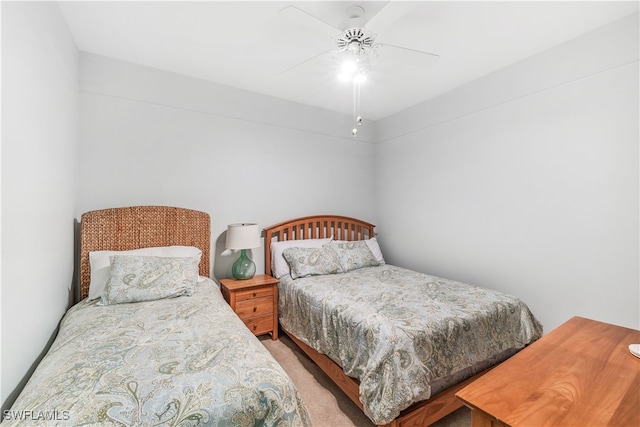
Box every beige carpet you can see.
[260,333,470,427]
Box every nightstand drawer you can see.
[243,314,274,335]
[235,287,273,301]
[235,296,273,318]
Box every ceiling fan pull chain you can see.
[351,75,364,137]
[356,81,362,126]
[352,79,358,137]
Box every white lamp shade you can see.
[226,223,260,249]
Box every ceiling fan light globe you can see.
[341,59,358,74]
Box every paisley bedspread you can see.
[278,265,542,425]
[5,278,310,427]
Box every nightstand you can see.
[220,274,279,340]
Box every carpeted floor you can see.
[260,333,470,427]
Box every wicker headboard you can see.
[79,206,211,300]
[263,215,375,277]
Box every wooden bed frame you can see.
[79,206,210,300]
[264,215,486,427]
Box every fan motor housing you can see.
[336,28,375,52]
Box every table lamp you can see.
[226,223,260,280]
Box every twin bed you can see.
[5,208,541,427]
[4,206,310,426]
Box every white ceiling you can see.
[58,1,639,121]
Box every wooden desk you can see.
[456,316,640,426]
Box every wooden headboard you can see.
[263,215,375,277]
[79,206,211,300]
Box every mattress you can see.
[278,264,542,424]
[4,278,310,426]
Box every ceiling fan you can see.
[278,2,439,137]
[278,3,440,76]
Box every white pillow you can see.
[365,237,385,265]
[88,246,203,300]
[332,237,385,265]
[270,238,331,279]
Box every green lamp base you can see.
[232,249,256,280]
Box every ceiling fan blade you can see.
[279,5,340,39]
[376,43,440,69]
[279,49,333,76]
[364,1,415,34]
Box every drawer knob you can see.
[253,292,257,297]
[253,324,257,330]
[253,307,257,312]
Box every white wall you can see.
[76,53,377,278]
[375,14,639,333]
[1,2,79,408]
